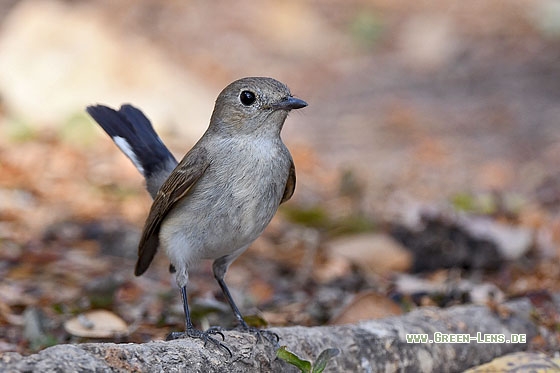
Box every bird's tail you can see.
[86,104,178,198]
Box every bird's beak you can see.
[272,96,308,111]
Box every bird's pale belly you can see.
[160,165,287,264]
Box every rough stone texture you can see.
[1,296,555,372]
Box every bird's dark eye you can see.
[239,90,256,106]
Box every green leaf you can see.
[281,205,330,229]
[349,11,384,48]
[3,117,37,142]
[312,348,340,373]
[451,192,478,212]
[60,111,99,147]
[242,314,268,328]
[276,346,312,373]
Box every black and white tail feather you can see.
[86,104,178,199]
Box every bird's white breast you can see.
[160,135,291,267]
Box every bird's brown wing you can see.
[280,159,296,204]
[135,146,210,276]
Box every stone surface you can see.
[1,296,556,372]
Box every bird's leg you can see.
[213,258,280,345]
[166,286,232,356]
[215,276,250,328]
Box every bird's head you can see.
[209,77,307,136]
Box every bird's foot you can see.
[166,327,232,356]
[235,323,280,345]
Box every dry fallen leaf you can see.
[326,233,412,275]
[64,310,129,338]
[329,291,402,325]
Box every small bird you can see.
[87,77,307,351]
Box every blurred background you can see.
[1,0,560,355]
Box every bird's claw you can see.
[236,324,280,345]
[166,328,232,357]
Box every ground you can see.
[0,0,559,369]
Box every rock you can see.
[1,295,558,372]
[457,215,533,260]
[394,273,505,306]
[23,308,50,350]
[391,207,533,271]
[465,352,560,372]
